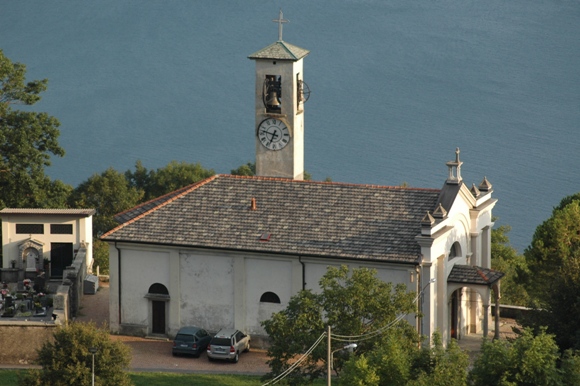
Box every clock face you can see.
[258,119,290,151]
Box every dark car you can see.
[172,326,211,357]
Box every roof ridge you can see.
[279,41,298,60]
[222,174,440,192]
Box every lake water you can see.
[1,0,579,253]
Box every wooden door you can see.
[50,243,73,278]
[152,301,165,334]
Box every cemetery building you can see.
[102,12,503,344]
[0,208,95,282]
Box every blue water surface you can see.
[1,0,579,252]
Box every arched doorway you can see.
[146,283,169,335]
[450,289,461,339]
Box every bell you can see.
[266,90,281,108]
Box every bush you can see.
[18,322,133,386]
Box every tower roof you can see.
[248,41,310,61]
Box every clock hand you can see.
[261,129,279,141]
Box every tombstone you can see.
[34,273,46,293]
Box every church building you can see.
[102,11,502,345]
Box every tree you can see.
[92,238,109,275]
[469,327,575,386]
[126,160,214,201]
[261,265,417,385]
[339,332,469,386]
[491,220,529,306]
[520,193,580,350]
[0,49,69,208]
[68,167,143,236]
[408,333,469,386]
[231,162,255,176]
[19,322,133,386]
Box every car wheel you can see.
[232,352,239,363]
[208,356,214,362]
[244,342,250,353]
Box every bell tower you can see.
[248,10,310,180]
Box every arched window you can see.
[260,292,281,304]
[448,242,461,261]
[148,283,169,295]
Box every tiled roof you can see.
[447,265,505,285]
[0,208,96,216]
[248,41,310,61]
[114,183,198,224]
[102,175,440,263]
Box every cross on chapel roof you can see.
[273,9,289,41]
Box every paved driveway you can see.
[78,280,270,375]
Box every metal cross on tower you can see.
[272,9,289,41]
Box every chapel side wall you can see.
[303,260,413,293]
[245,257,295,338]
[179,251,235,334]
[120,248,170,332]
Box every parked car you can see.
[206,328,250,363]
[172,326,211,357]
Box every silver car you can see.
[206,328,250,363]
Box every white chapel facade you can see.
[103,12,502,345]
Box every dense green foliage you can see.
[231,162,256,176]
[520,193,580,351]
[126,160,214,202]
[0,49,70,209]
[18,323,132,386]
[69,161,214,274]
[490,220,529,306]
[92,238,110,274]
[262,265,417,385]
[469,328,580,386]
[69,167,143,237]
[339,332,469,386]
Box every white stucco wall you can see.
[179,251,234,333]
[245,257,295,335]
[119,247,171,328]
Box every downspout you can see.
[299,255,306,290]
[115,242,122,325]
[415,254,423,342]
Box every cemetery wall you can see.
[0,322,56,365]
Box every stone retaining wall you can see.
[0,323,56,365]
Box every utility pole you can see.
[327,325,331,386]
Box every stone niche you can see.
[18,239,44,279]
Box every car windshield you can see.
[175,334,194,342]
[211,338,231,346]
